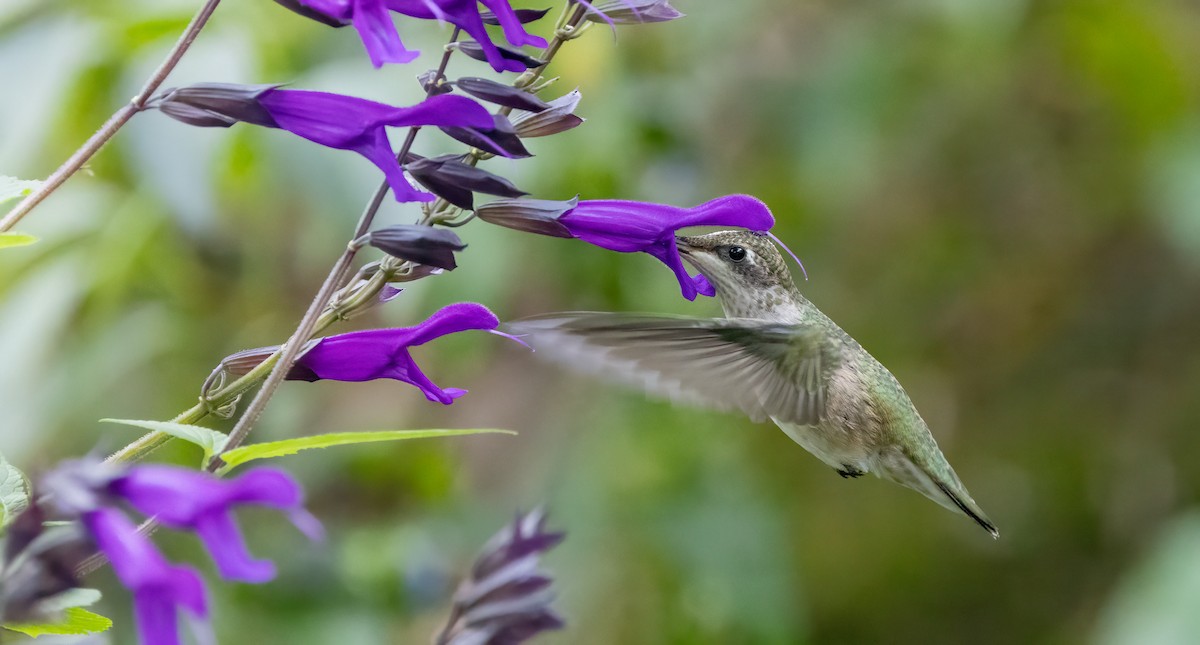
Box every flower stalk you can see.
[0,0,224,232]
[108,3,594,469]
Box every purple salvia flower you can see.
[387,0,547,72]
[110,467,323,584]
[559,195,775,300]
[281,0,546,72]
[287,302,507,404]
[154,84,494,202]
[83,508,208,645]
[40,460,319,645]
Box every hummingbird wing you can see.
[506,313,840,425]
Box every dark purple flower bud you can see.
[476,197,577,238]
[0,505,91,623]
[84,507,208,645]
[366,225,467,270]
[481,7,550,25]
[419,69,455,96]
[153,83,280,128]
[407,154,528,210]
[452,77,551,113]
[509,90,584,138]
[560,195,775,300]
[441,114,532,158]
[111,467,322,583]
[437,509,565,645]
[451,41,546,72]
[214,342,294,378]
[153,85,494,203]
[583,0,684,24]
[272,0,351,27]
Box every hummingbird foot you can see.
[836,466,865,479]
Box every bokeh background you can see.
[4,0,1200,643]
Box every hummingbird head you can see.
[676,230,805,319]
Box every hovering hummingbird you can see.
[508,230,998,537]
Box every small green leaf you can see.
[0,232,37,249]
[102,418,229,465]
[218,429,515,471]
[0,176,42,205]
[0,450,32,530]
[3,607,113,637]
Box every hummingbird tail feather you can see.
[879,450,999,538]
[933,480,999,539]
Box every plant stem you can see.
[109,2,593,468]
[205,28,463,471]
[0,0,224,232]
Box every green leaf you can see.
[0,176,42,205]
[218,429,515,471]
[0,232,37,249]
[101,418,229,465]
[0,450,32,531]
[3,607,113,637]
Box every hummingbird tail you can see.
[879,450,999,538]
[933,480,999,539]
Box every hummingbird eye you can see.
[726,246,747,262]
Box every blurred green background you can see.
[4,0,1200,643]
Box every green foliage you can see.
[0,176,42,250]
[217,429,516,472]
[0,176,41,205]
[0,450,31,531]
[3,607,114,638]
[2,589,111,637]
[0,232,37,249]
[102,418,229,466]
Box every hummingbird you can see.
[508,230,998,537]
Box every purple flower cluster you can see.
[278,0,546,71]
[43,461,321,645]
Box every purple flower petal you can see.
[350,0,421,66]
[192,512,276,583]
[84,508,207,645]
[387,0,535,73]
[559,194,774,300]
[286,302,501,403]
[109,466,319,583]
[477,0,549,47]
[256,90,494,202]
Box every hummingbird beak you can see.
[675,235,702,255]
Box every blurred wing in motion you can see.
[506,312,839,425]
